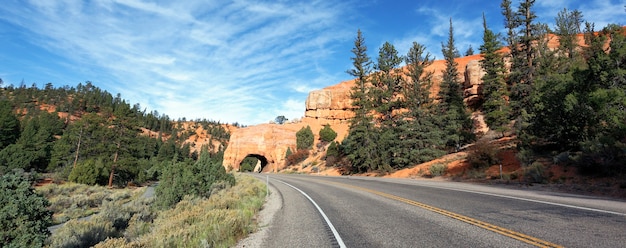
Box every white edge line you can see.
[276,179,347,248]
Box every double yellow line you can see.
[332,181,563,248]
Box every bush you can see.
[525,162,547,184]
[286,149,309,166]
[69,158,109,185]
[319,124,337,143]
[296,126,314,150]
[0,170,52,248]
[133,174,266,248]
[326,141,339,158]
[466,139,500,169]
[285,147,293,158]
[429,163,447,177]
[155,151,235,209]
[49,216,116,248]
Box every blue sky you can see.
[0,0,623,125]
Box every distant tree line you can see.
[0,81,233,186]
[335,0,625,175]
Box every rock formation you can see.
[222,119,350,172]
[223,55,488,171]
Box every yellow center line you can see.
[329,181,563,248]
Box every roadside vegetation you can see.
[327,1,625,183]
[36,173,265,248]
[36,182,143,225]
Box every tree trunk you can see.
[72,127,83,169]
[108,141,121,188]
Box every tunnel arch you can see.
[239,154,269,173]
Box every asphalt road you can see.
[247,174,626,248]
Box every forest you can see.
[0,80,233,187]
[334,1,625,177]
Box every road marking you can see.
[332,181,563,248]
[276,179,347,248]
[398,182,626,217]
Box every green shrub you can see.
[296,125,314,150]
[139,174,266,248]
[285,147,293,158]
[319,124,337,143]
[429,163,447,177]
[69,158,109,185]
[155,151,235,209]
[0,170,52,248]
[326,141,339,158]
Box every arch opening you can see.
[239,154,268,173]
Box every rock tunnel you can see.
[240,154,269,173]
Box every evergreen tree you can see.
[465,45,475,56]
[296,125,314,150]
[107,102,141,187]
[404,42,435,112]
[343,29,378,173]
[393,42,446,168]
[0,100,19,150]
[0,170,52,248]
[479,13,510,135]
[285,147,293,158]
[371,41,404,126]
[510,0,540,120]
[318,124,337,143]
[369,41,404,170]
[554,8,584,59]
[437,18,475,151]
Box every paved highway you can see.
[245,174,626,248]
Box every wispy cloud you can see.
[1,0,623,125]
[0,0,352,124]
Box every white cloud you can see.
[0,0,353,125]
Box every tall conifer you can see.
[438,18,474,151]
[479,13,510,135]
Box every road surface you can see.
[244,174,626,248]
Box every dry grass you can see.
[93,173,267,248]
[36,183,142,224]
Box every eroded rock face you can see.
[304,80,355,124]
[223,56,488,171]
[223,123,297,172]
[464,58,487,108]
[222,120,350,172]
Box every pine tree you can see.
[554,8,584,59]
[404,42,435,112]
[0,171,52,247]
[371,41,404,126]
[437,18,474,151]
[369,41,404,171]
[343,29,378,173]
[465,45,475,56]
[296,125,314,150]
[479,13,510,135]
[0,100,19,150]
[393,42,446,167]
[511,0,539,120]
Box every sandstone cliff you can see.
[223,54,489,171]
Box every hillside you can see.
[224,24,626,198]
[0,81,234,187]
